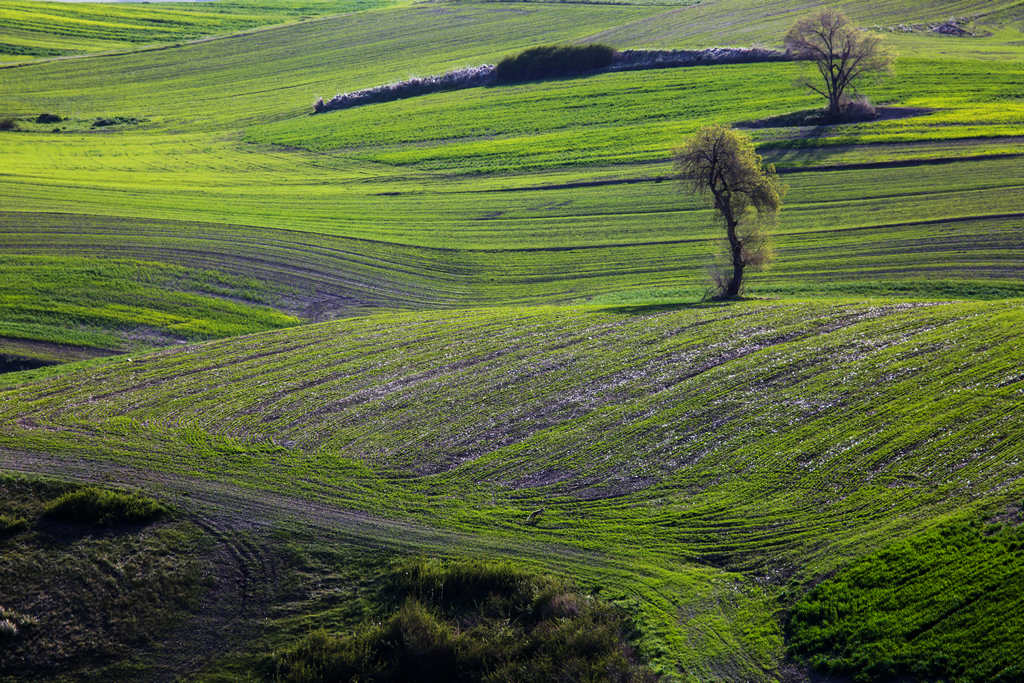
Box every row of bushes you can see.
[313,44,792,113]
[611,46,792,71]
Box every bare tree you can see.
[785,9,891,119]
[674,125,783,299]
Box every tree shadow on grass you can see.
[597,299,739,315]
[738,106,936,168]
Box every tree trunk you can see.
[724,219,744,298]
[828,64,842,118]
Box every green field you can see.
[0,0,397,61]
[1,0,1024,680]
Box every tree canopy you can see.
[785,9,891,118]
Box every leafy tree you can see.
[785,9,891,119]
[674,125,782,299]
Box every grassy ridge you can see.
[0,252,298,360]
[247,57,1024,171]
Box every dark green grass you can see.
[788,512,1024,681]
[0,475,206,679]
[0,473,402,682]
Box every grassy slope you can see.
[0,2,674,360]
[0,1,1021,363]
[3,299,1024,678]
[0,0,396,62]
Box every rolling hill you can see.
[1,0,1023,680]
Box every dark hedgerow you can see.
[495,44,616,84]
[271,558,656,682]
[42,487,167,526]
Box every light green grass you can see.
[0,253,299,361]
[0,0,397,61]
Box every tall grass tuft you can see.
[0,513,28,536]
[42,487,167,526]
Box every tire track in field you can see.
[0,448,611,567]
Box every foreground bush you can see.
[495,44,616,83]
[272,559,655,682]
[42,487,167,526]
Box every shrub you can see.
[273,559,655,682]
[36,113,62,124]
[0,619,17,639]
[0,513,28,536]
[92,116,142,128]
[839,94,877,121]
[0,118,18,131]
[495,44,616,83]
[42,487,167,526]
[392,558,533,608]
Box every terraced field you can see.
[1,0,1023,679]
